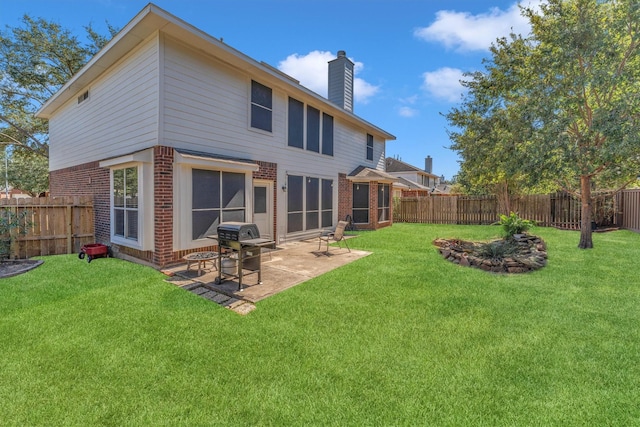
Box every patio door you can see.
[253,180,273,239]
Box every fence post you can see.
[66,205,73,254]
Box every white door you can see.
[253,180,273,239]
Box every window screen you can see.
[321,179,333,227]
[307,106,320,153]
[322,113,333,156]
[113,166,139,241]
[286,175,328,232]
[222,172,245,208]
[306,177,319,230]
[288,97,304,148]
[352,183,370,224]
[251,80,272,132]
[287,175,304,233]
[378,183,390,222]
[366,134,374,161]
[254,186,267,214]
[192,169,246,240]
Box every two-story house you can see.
[37,4,396,267]
[386,156,442,197]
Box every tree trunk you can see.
[495,181,511,216]
[578,175,594,249]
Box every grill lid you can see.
[217,222,260,241]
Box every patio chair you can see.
[318,220,351,254]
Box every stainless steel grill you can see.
[214,222,275,290]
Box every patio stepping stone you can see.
[164,271,256,315]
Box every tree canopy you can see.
[447,0,640,248]
[0,15,117,193]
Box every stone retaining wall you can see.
[433,234,547,273]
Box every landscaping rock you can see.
[432,234,548,274]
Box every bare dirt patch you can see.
[0,260,44,278]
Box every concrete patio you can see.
[163,237,370,314]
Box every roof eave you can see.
[36,3,396,141]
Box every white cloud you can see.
[354,79,379,104]
[278,51,332,95]
[421,67,465,103]
[397,95,419,117]
[398,106,419,118]
[277,50,380,104]
[414,0,543,52]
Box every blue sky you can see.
[1,0,542,180]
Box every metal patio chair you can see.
[318,220,351,254]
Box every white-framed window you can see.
[378,183,390,222]
[100,149,154,251]
[173,150,258,250]
[353,182,370,224]
[191,169,246,240]
[113,166,139,241]
[366,134,374,161]
[251,80,272,132]
[287,174,333,233]
[287,96,334,156]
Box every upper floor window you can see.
[288,97,304,148]
[307,106,320,153]
[287,97,333,156]
[251,80,272,132]
[322,113,334,156]
[366,134,374,161]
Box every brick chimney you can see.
[328,50,354,112]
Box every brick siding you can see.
[153,146,174,266]
[49,161,111,243]
[338,173,351,222]
[253,161,278,237]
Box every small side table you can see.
[183,251,219,276]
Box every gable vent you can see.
[77,91,89,104]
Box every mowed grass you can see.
[1,223,639,426]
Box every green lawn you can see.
[1,224,639,426]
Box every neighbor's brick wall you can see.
[49,161,111,243]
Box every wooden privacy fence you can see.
[0,196,94,259]
[619,189,640,232]
[394,191,627,230]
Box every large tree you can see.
[448,0,640,249]
[446,35,556,213]
[0,16,117,190]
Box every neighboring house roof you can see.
[394,176,450,194]
[36,3,395,142]
[348,166,398,183]
[385,157,439,178]
[394,176,430,191]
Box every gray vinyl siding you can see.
[161,37,381,176]
[48,36,159,171]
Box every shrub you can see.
[477,239,518,260]
[0,208,31,259]
[497,212,535,238]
